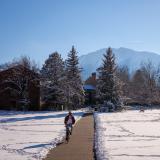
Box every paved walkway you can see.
[44,114,94,160]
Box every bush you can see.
[99,101,115,112]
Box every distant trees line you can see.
[1,46,160,111]
[117,61,160,105]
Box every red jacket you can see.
[64,115,75,125]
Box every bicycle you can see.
[65,124,72,143]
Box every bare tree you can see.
[116,66,130,98]
[0,56,39,110]
[141,61,156,104]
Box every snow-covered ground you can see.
[0,110,84,160]
[95,109,160,160]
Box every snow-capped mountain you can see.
[79,47,160,80]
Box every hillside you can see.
[79,47,160,79]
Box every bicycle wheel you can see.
[66,127,70,142]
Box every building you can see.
[83,72,97,105]
[0,65,40,110]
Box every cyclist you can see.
[64,111,75,141]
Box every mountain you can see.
[79,47,160,80]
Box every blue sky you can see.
[1,0,160,66]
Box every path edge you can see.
[93,112,98,160]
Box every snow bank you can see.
[95,109,160,160]
[0,110,84,160]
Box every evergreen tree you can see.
[96,47,121,108]
[41,52,66,110]
[65,46,84,109]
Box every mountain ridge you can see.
[79,47,160,80]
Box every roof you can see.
[85,73,97,86]
[83,84,96,90]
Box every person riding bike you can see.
[64,111,75,141]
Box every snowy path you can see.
[45,114,94,160]
[95,109,160,160]
[0,110,83,160]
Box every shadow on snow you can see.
[0,111,83,123]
